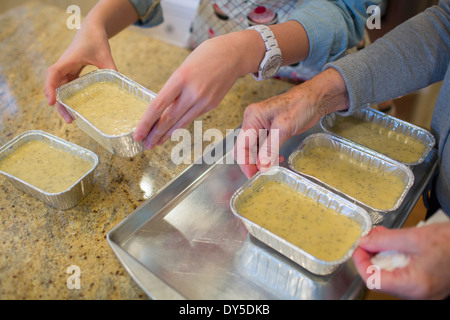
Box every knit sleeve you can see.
[324,0,450,114]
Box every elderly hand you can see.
[234,68,349,178]
[353,222,450,300]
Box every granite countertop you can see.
[0,2,294,299]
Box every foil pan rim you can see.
[319,107,436,166]
[0,130,99,194]
[55,69,156,157]
[0,130,99,208]
[287,133,415,213]
[56,69,154,138]
[230,166,372,275]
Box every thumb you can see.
[94,49,118,71]
[97,58,117,71]
[257,127,288,172]
[358,226,419,254]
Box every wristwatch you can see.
[247,25,282,81]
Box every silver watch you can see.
[247,25,282,81]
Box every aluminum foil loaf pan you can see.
[56,69,156,158]
[0,130,98,210]
[288,133,414,213]
[320,107,435,166]
[230,166,372,276]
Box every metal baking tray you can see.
[320,107,435,166]
[288,133,414,213]
[107,124,438,300]
[230,166,372,276]
[0,130,98,210]
[56,69,156,158]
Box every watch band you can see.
[247,25,282,81]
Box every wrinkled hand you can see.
[45,27,116,123]
[234,68,349,178]
[132,34,250,149]
[353,223,450,300]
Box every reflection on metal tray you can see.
[107,124,438,300]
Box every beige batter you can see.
[0,140,92,193]
[64,81,149,136]
[292,145,406,210]
[330,116,426,163]
[238,181,362,262]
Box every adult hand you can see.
[45,26,117,123]
[234,68,349,178]
[353,223,450,300]
[132,33,252,149]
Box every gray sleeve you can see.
[128,0,164,27]
[325,0,450,114]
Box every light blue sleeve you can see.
[128,0,164,27]
[289,0,381,69]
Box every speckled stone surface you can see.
[0,2,294,299]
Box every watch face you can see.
[262,55,282,79]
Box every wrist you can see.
[202,31,266,78]
[246,25,283,81]
[230,30,268,77]
[309,68,350,116]
[82,0,138,38]
[77,10,108,41]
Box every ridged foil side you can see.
[288,133,415,213]
[0,130,98,210]
[230,166,372,276]
[56,69,157,158]
[320,107,436,166]
[236,239,326,299]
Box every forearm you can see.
[81,0,139,39]
[308,68,350,117]
[271,21,310,66]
